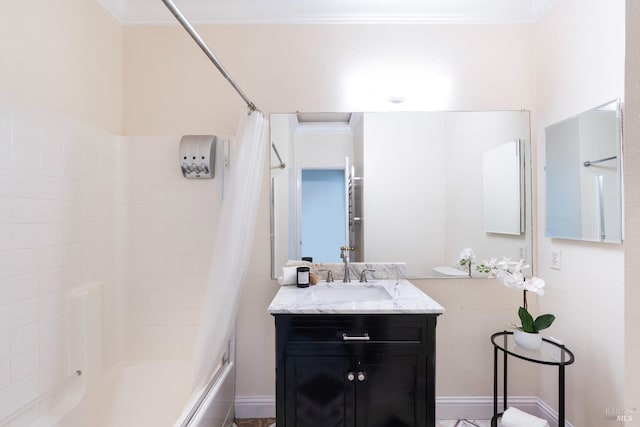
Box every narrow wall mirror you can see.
[545,99,623,243]
[270,110,533,278]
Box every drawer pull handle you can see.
[357,372,366,382]
[342,333,370,341]
[347,372,355,382]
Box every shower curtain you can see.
[192,111,268,390]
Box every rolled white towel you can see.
[277,266,298,285]
[501,407,549,427]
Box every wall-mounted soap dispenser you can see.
[179,135,216,179]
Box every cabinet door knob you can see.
[357,371,366,382]
[347,372,355,382]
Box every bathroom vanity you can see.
[268,280,444,427]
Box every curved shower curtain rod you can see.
[161,0,259,113]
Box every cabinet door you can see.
[285,356,356,427]
[355,355,427,427]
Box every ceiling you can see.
[99,0,558,25]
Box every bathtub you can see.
[17,283,235,427]
[99,359,234,427]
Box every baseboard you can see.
[235,396,276,419]
[536,397,575,427]
[235,395,573,425]
[435,396,542,420]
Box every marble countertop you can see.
[267,279,445,314]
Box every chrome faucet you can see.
[340,246,355,282]
[359,269,376,283]
[319,269,334,283]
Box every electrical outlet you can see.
[550,250,562,270]
[519,246,527,260]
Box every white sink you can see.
[268,278,445,314]
[311,284,393,302]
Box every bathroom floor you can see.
[439,421,492,427]
[234,419,492,427]
[234,419,276,427]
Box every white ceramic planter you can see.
[513,329,542,350]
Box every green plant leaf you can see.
[518,307,535,333]
[533,314,556,332]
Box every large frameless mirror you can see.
[270,110,533,278]
[545,100,623,243]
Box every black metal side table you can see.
[491,331,575,427]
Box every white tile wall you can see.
[0,96,225,423]
[122,136,220,361]
[0,95,118,423]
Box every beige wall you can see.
[534,0,626,425]
[123,24,535,135]
[625,0,640,417]
[122,23,541,408]
[0,0,123,134]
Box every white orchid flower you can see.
[484,254,553,333]
[476,257,499,276]
[510,259,529,273]
[495,257,510,269]
[498,258,526,272]
[519,262,531,272]
[460,248,475,261]
[458,248,476,273]
[498,270,525,289]
[522,276,545,296]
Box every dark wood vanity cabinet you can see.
[274,314,439,427]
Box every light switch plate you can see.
[550,250,562,270]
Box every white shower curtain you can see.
[191,110,268,390]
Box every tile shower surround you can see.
[122,135,219,361]
[0,95,217,424]
[0,97,118,423]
